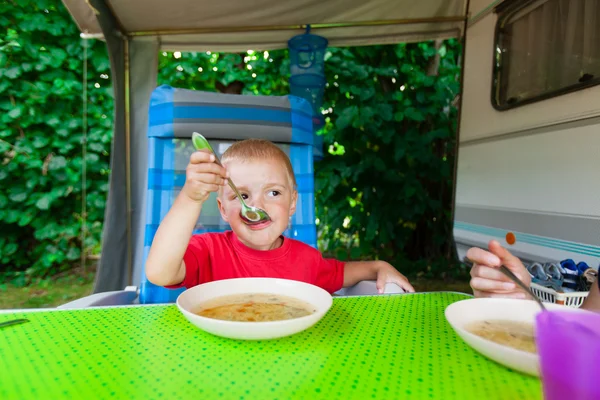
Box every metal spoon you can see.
[191,132,271,225]
[0,318,29,329]
[499,265,547,311]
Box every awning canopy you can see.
[62,0,468,52]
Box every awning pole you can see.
[124,37,133,285]
[449,0,471,258]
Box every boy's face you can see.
[217,158,297,250]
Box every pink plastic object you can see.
[536,310,600,400]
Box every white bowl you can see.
[445,298,583,376]
[176,277,333,340]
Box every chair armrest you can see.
[334,280,405,296]
[58,286,139,309]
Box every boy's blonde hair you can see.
[221,139,297,188]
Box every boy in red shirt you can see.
[146,138,415,294]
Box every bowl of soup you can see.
[445,298,584,376]
[176,278,333,340]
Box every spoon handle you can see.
[499,265,547,311]
[224,178,246,205]
[0,318,29,329]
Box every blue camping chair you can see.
[140,85,319,303]
[59,86,402,308]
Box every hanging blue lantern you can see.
[288,26,328,131]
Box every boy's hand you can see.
[375,262,415,294]
[182,150,229,203]
[467,240,530,299]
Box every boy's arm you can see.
[145,192,203,286]
[343,260,415,293]
[145,150,227,287]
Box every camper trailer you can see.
[454,0,600,272]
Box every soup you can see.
[195,293,316,322]
[465,320,536,353]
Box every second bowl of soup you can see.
[445,298,584,376]
[176,278,333,340]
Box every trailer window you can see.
[493,0,600,110]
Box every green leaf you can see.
[48,156,67,170]
[25,178,38,190]
[32,136,50,148]
[336,106,358,130]
[36,195,52,210]
[335,249,348,261]
[93,197,106,209]
[4,210,20,224]
[66,247,81,260]
[10,274,27,288]
[4,243,18,256]
[350,246,362,259]
[85,153,99,163]
[9,192,27,203]
[0,80,10,93]
[393,146,406,162]
[89,143,104,152]
[50,48,67,64]
[358,107,375,124]
[404,107,425,121]
[394,45,406,59]
[46,117,61,127]
[439,45,447,58]
[374,158,386,171]
[378,104,393,122]
[38,53,53,66]
[56,128,69,137]
[2,66,21,79]
[18,212,35,226]
[423,76,435,87]
[360,86,375,101]
[8,107,23,119]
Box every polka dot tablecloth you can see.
[0,293,541,400]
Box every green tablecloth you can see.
[0,292,541,399]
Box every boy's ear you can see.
[217,197,229,222]
[289,190,298,216]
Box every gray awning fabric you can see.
[63,0,467,51]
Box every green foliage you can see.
[315,43,463,278]
[0,0,112,283]
[2,0,464,282]
[157,49,289,94]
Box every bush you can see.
[315,43,463,278]
[0,0,112,284]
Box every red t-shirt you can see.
[169,231,345,294]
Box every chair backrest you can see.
[140,85,317,304]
